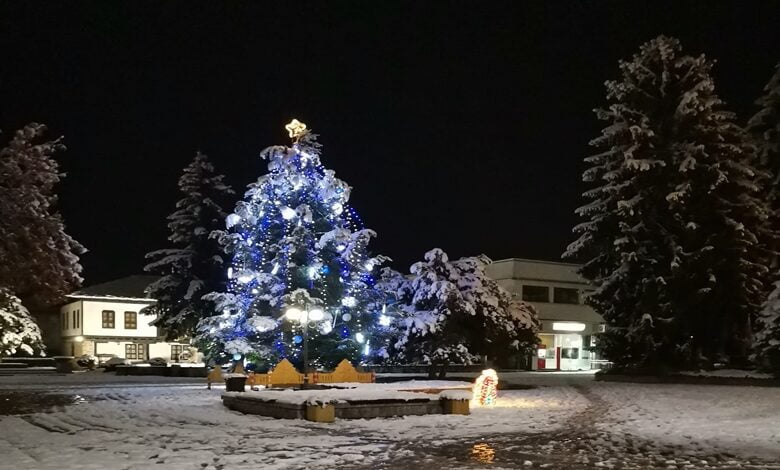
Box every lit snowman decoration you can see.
[473,369,499,406]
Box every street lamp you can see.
[285,306,325,387]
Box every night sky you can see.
[1,2,779,285]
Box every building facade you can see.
[59,275,192,363]
[486,258,606,370]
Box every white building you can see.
[486,258,607,370]
[59,275,191,363]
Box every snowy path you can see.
[0,373,778,469]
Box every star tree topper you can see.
[285,119,307,141]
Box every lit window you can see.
[124,311,137,329]
[102,310,115,329]
[171,344,183,362]
[125,343,146,360]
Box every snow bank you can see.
[678,369,775,379]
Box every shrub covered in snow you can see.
[76,354,98,369]
[379,249,539,376]
[0,288,45,357]
[148,357,168,366]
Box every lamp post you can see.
[285,305,325,388]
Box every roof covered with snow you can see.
[486,258,589,285]
[69,275,160,300]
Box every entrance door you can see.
[537,334,557,369]
[558,334,585,370]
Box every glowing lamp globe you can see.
[308,308,325,321]
[285,307,302,321]
[473,369,499,406]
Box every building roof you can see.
[69,275,160,300]
[490,257,582,268]
[486,258,588,285]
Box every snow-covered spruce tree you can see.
[754,283,780,371]
[748,62,780,242]
[143,152,234,341]
[198,120,388,368]
[384,249,539,378]
[0,123,85,305]
[565,36,768,369]
[749,62,780,371]
[0,288,45,357]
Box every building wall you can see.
[486,258,606,370]
[57,293,196,362]
[486,258,604,328]
[80,299,158,338]
[59,300,84,338]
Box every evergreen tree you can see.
[0,288,45,357]
[143,152,235,341]
[565,36,767,369]
[749,62,780,370]
[754,283,780,371]
[0,123,85,305]
[748,62,780,228]
[198,120,388,369]
[384,248,539,377]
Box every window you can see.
[125,343,146,360]
[522,285,549,302]
[561,348,579,359]
[76,309,80,328]
[102,310,115,328]
[554,287,580,304]
[124,311,137,329]
[72,311,77,328]
[61,312,68,330]
[171,344,184,362]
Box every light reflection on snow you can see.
[471,442,496,463]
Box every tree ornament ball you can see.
[342,313,352,321]
[293,335,303,344]
[473,369,499,406]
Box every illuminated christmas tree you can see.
[199,120,388,369]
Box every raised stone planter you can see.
[222,393,469,421]
[0,363,28,369]
[113,365,208,377]
[0,357,55,367]
[441,398,470,415]
[306,403,335,422]
[223,395,305,419]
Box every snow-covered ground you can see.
[0,372,778,469]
